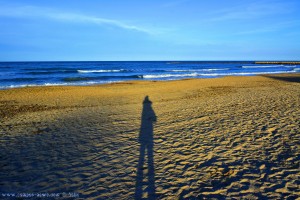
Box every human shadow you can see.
[135,96,157,200]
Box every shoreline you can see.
[0,72,299,91]
[1,73,299,199]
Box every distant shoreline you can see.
[167,61,300,65]
[255,61,300,65]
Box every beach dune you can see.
[0,74,299,199]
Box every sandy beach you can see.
[0,74,299,199]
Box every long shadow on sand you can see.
[135,96,157,200]
[263,75,300,83]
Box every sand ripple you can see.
[0,75,299,199]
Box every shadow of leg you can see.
[135,144,145,199]
[147,143,155,200]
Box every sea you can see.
[0,61,299,89]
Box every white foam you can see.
[292,68,300,71]
[0,84,40,89]
[171,68,229,72]
[44,83,71,86]
[242,65,294,69]
[200,71,294,76]
[44,81,120,86]
[77,69,125,73]
[144,70,295,79]
[0,81,122,90]
[143,73,199,79]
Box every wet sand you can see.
[0,74,299,199]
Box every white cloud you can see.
[49,13,152,33]
[0,5,154,34]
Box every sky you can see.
[0,0,299,61]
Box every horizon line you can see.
[1,60,300,62]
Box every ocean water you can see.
[0,61,299,89]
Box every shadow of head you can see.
[142,96,156,122]
[143,95,152,104]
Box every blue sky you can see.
[0,0,299,61]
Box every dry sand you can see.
[0,74,299,199]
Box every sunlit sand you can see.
[0,74,299,199]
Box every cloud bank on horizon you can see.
[0,0,299,61]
